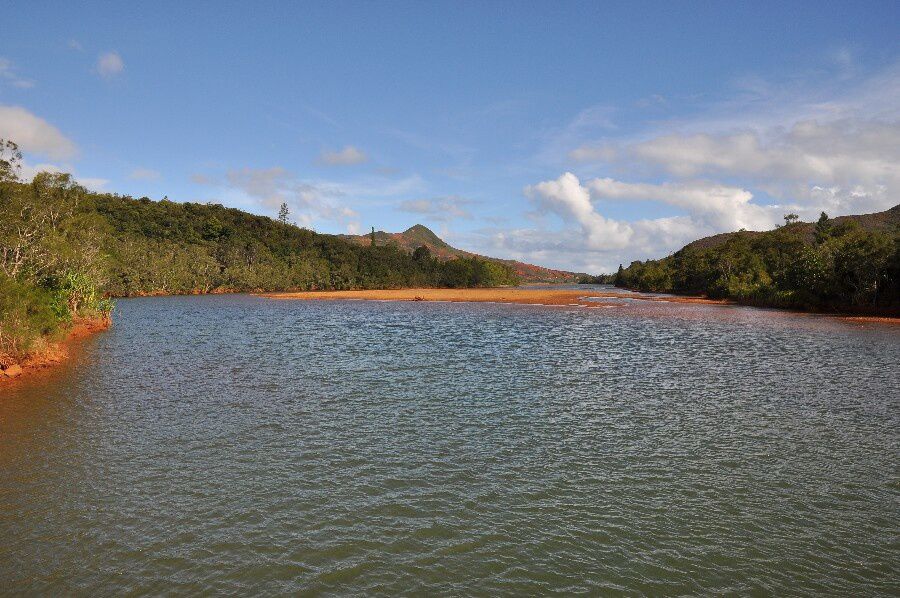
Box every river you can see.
[1,291,898,594]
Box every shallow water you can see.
[1,292,898,595]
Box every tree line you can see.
[0,139,519,364]
[584,212,899,314]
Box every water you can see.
[1,292,898,595]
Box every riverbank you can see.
[262,287,732,307]
[0,316,110,383]
[263,288,899,324]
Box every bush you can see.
[0,275,63,364]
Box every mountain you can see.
[340,224,580,283]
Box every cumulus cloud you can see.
[398,195,475,221]
[501,172,793,273]
[514,61,900,272]
[129,167,161,181]
[318,145,367,166]
[96,52,124,78]
[0,105,78,159]
[0,58,35,89]
[526,173,634,250]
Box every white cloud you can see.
[586,177,778,231]
[0,58,35,89]
[129,167,161,181]
[195,166,359,227]
[516,61,900,272]
[499,172,789,273]
[318,145,367,166]
[398,195,475,221]
[97,52,124,78]
[0,105,78,159]
[631,119,900,196]
[568,62,900,212]
[17,161,107,192]
[526,173,634,250]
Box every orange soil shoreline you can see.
[0,317,110,384]
[262,288,899,324]
[262,287,730,307]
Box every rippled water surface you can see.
[2,292,899,595]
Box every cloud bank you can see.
[487,61,900,273]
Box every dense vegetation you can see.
[588,211,900,314]
[0,139,518,364]
[0,143,114,364]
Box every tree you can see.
[783,213,800,226]
[815,211,832,244]
[413,245,431,262]
[0,139,22,183]
[277,202,290,225]
[370,226,376,246]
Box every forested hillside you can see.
[600,209,900,314]
[340,224,580,283]
[0,140,518,365]
[90,194,519,295]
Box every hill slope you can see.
[608,206,900,315]
[684,205,900,251]
[341,224,579,283]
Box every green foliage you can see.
[79,189,518,294]
[2,161,518,300]
[0,274,61,364]
[613,213,899,314]
[0,166,117,363]
[0,164,519,360]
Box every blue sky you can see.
[2,1,899,272]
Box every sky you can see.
[2,1,899,273]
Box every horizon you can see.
[2,1,899,273]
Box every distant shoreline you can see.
[262,288,900,325]
[261,287,731,308]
